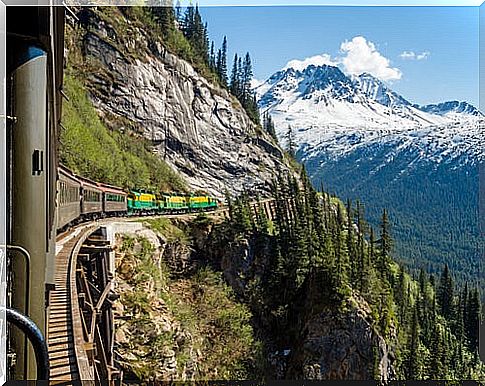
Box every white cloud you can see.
[416,51,430,60]
[400,51,416,59]
[340,36,402,81]
[283,53,339,72]
[400,50,430,61]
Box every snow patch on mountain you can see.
[255,64,484,167]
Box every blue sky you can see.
[199,6,479,106]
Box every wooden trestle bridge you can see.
[46,199,276,383]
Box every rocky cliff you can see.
[65,7,290,197]
[286,299,395,380]
[203,225,397,380]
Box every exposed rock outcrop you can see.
[287,303,395,380]
[67,8,291,198]
[206,229,397,380]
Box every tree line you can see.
[223,167,483,380]
[150,1,260,124]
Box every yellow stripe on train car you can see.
[139,194,156,202]
[190,196,209,203]
[168,196,186,204]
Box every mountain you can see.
[61,7,485,381]
[416,100,481,116]
[63,8,292,199]
[256,63,483,283]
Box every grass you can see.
[144,217,190,243]
[116,219,262,381]
[60,74,186,193]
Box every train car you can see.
[99,183,128,215]
[160,193,189,212]
[79,176,103,217]
[127,190,158,214]
[6,6,65,380]
[189,195,218,211]
[57,166,81,230]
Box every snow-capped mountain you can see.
[353,72,412,108]
[255,62,483,280]
[416,101,481,116]
[255,64,483,166]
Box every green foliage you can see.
[262,112,277,140]
[222,167,484,380]
[117,225,262,381]
[305,148,481,294]
[60,75,186,193]
[144,217,189,243]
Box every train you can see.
[4,5,219,381]
[58,164,219,231]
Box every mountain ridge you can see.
[258,63,480,118]
[255,60,482,290]
[255,63,483,166]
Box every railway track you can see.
[46,200,275,382]
[48,224,96,382]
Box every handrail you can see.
[7,244,32,377]
[69,226,96,380]
[3,307,49,380]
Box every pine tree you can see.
[229,53,240,96]
[216,49,222,78]
[262,113,277,139]
[219,36,228,86]
[407,305,421,379]
[285,125,296,158]
[202,22,210,63]
[241,52,253,105]
[151,0,176,39]
[466,287,480,354]
[429,325,444,379]
[438,264,454,319]
[209,41,215,69]
[182,3,195,40]
[378,208,392,280]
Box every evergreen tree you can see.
[216,49,222,78]
[438,264,454,319]
[466,287,480,354]
[219,36,228,86]
[262,112,277,140]
[241,52,253,105]
[151,0,176,39]
[209,41,215,69]
[378,208,392,279]
[229,53,240,96]
[285,125,296,158]
[407,305,421,379]
[346,199,357,285]
[429,325,445,379]
[181,3,195,40]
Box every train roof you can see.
[97,183,127,195]
[58,164,81,183]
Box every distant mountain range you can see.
[256,64,482,166]
[255,63,483,283]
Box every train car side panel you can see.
[80,180,102,215]
[57,168,81,229]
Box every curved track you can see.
[46,200,275,382]
[48,224,97,382]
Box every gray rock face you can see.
[207,228,396,380]
[71,8,289,198]
[288,302,395,380]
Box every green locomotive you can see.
[127,190,218,214]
